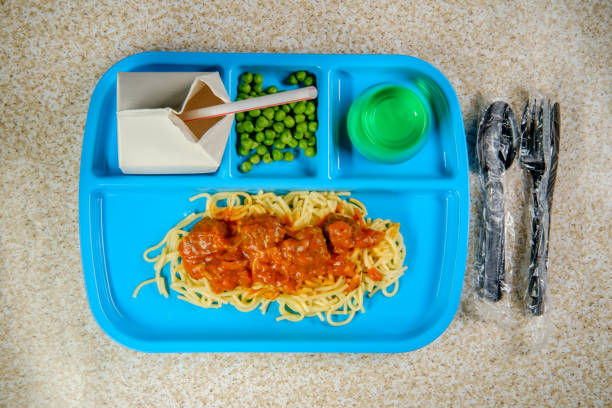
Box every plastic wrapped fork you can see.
[519,100,561,315]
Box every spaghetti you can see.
[134,191,406,326]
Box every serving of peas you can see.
[236,71,318,173]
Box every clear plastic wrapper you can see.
[473,101,519,302]
[465,92,560,352]
[519,99,560,316]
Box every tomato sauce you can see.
[178,214,384,296]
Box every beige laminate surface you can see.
[1,1,610,407]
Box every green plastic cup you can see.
[347,84,429,163]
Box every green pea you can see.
[242,137,255,149]
[281,104,291,113]
[307,137,316,146]
[272,149,283,161]
[273,105,280,111]
[308,121,318,132]
[249,154,261,164]
[254,126,264,133]
[263,138,274,146]
[304,131,313,138]
[256,145,268,156]
[298,139,308,150]
[248,109,261,118]
[293,101,306,114]
[262,153,273,164]
[295,122,307,133]
[288,138,298,148]
[264,129,276,139]
[289,102,296,108]
[283,116,295,128]
[295,71,307,82]
[239,145,250,156]
[255,116,269,129]
[305,101,316,115]
[287,74,298,85]
[272,122,285,133]
[240,161,253,172]
[238,92,248,99]
[236,97,244,101]
[253,84,263,93]
[254,132,265,143]
[238,83,251,93]
[274,110,286,121]
[263,108,275,120]
[266,86,278,94]
[242,120,254,133]
[304,146,316,157]
[236,112,246,121]
[241,72,253,84]
[304,75,314,86]
[249,91,257,97]
[236,122,244,133]
[240,133,251,142]
[273,140,286,150]
[253,73,263,84]
[284,151,295,161]
[293,131,304,140]
[294,114,305,123]
[307,113,315,121]
[280,130,292,144]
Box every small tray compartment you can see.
[227,63,326,179]
[79,52,469,352]
[90,62,226,177]
[329,64,460,179]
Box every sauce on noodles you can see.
[178,213,384,297]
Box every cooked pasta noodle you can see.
[134,191,406,326]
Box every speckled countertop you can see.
[1,1,610,407]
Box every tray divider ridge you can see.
[317,62,333,182]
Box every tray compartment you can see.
[90,62,228,177]
[84,186,462,351]
[329,65,459,180]
[227,63,328,179]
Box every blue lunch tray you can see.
[79,52,469,352]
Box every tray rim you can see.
[79,51,470,353]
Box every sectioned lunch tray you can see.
[79,52,469,352]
